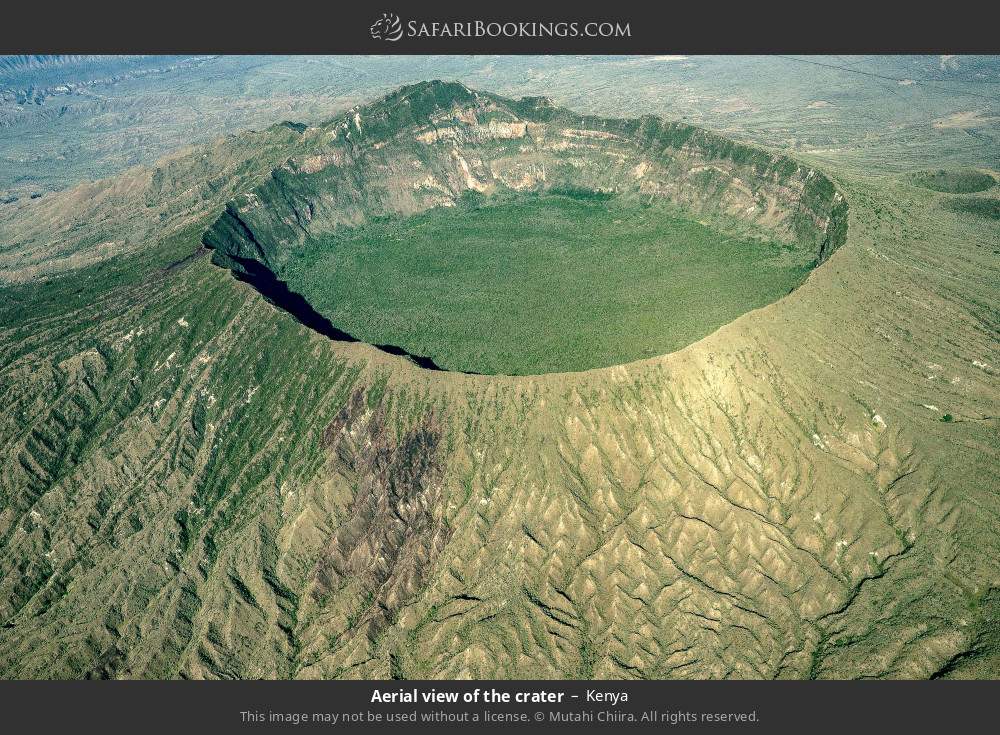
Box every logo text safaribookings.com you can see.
[370,13,631,42]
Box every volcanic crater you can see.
[203,81,848,375]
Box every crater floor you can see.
[281,191,815,374]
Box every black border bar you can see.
[1,0,998,54]
[1,679,996,734]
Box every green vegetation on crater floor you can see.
[281,192,814,375]
[910,169,996,194]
